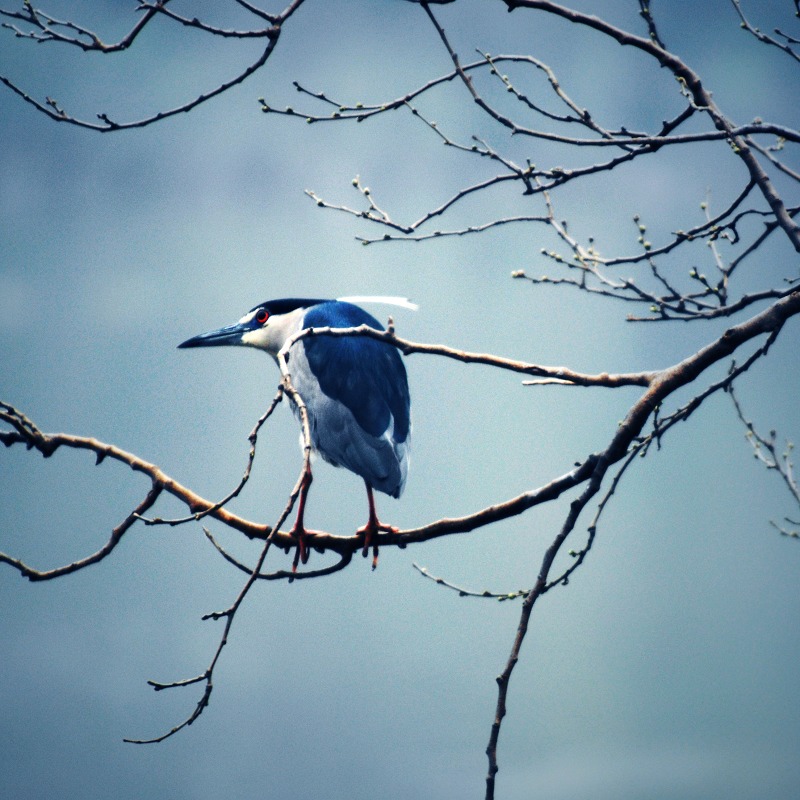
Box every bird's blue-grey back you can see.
[296,301,410,497]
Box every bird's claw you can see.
[356,520,398,570]
[290,528,318,573]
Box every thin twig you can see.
[412,563,526,600]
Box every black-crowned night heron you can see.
[179,297,413,569]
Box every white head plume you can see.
[338,295,419,311]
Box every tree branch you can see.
[0,0,307,131]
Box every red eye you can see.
[256,308,269,324]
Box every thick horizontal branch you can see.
[3,291,799,581]
[292,324,655,387]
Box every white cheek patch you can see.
[241,326,271,348]
[236,306,306,355]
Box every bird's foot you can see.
[356,520,398,570]
[290,526,322,573]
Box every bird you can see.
[178,296,413,570]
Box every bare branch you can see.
[5,289,799,580]
[137,387,285,527]
[503,0,800,252]
[483,288,800,799]
[0,480,162,581]
[203,527,354,580]
[0,0,164,52]
[3,3,799,783]
[637,0,667,49]
[746,135,800,184]
[138,2,278,37]
[356,215,552,244]
[0,0,309,131]
[728,383,800,536]
[731,0,800,63]
[125,403,307,744]
[289,323,656,387]
[0,402,273,544]
[412,562,527,601]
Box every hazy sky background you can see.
[2,1,799,798]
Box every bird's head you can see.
[178,298,329,357]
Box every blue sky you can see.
[2,2,799,798]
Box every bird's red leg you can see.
[357,482,398,570]
[290,465,314,571]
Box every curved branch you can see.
[5,293,799,582]
[0,0,308,131]
[412,562,526,600]
[484,288,800,800]
[0,0,165,52]
[125,391,309,745]
[138,3,279,37]
[731,0,800,63]
[138,387,284,527]
[0,482,162,581]
[503,0,800,252]
[3,285,799,754]
[204,526,354,580]
[0,402,272,543]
